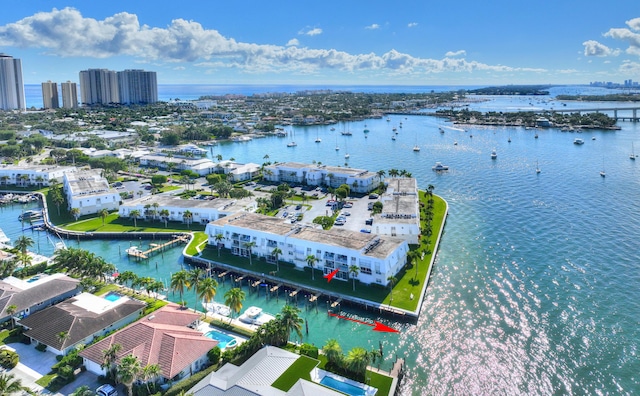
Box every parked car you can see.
[295,204,302,210]
[97,384,118,396]
[342,211,351,216]
[343,202,353,208]
[282,211,289,218]
[365,218,373,225]
[360,228,372,233]
[368,193,379,199]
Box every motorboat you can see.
[239,306,275,325]
[432,162,449,171]
[202,301,231,317]
[341,131,352,136]
[491,149,497,159]
[413,145,420,152]
[573,138,585,145]
[287,141,297,147]
[392,135,396,140]
[18,210,42,221]
[315,138,322,143]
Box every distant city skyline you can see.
[0,2,638,86]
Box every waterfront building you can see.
[41,80,59,109]
[373,177,421,244]
[226,162,261,182]
[79,68,119,106]
[18,292,146,355]
[0,274,81,324]
[63,169,120,216]
[263,162,378,193]
[174,143,208,156]
[119,195,257,225]
[189,346,347,396]
[205,212,409,286]
[80,303,216,384]
[117,69,158,105]
[48,129,139,148]
[139,153,218,176]
[0,164,76,187]
[60,80,78,108]
[0,54,25,111]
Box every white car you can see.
[342,211,351,216]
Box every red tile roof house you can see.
[79,303,218,384]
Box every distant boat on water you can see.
[536,160,541,174]
[491,149,497,159]
[631,142,636,160]
[287,141,297,147]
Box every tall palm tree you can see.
[323,339,343,368]
[387,275,397,302]
[0,372,24,395]
[99,208,109,226]
[188,268,205,310]
[376,169,386,182]
[170,270,190,307]
[152,202,160,221]
[101,343,122,381]
[14,235,34,256]
[214,233,224,256]
[160,209,170,228]
[278,305,304,343]
[271,247,282,272]
[224,287,246,323]
[129,210,141,227]
[5,305,17,330]
[349,265,360,292]
[345,347,371,377]
[306,255,319,281]
[141,363,162,394]
[118,354,142,396]
[244,241,256,265]
[183,210,193,228]
[198,277,218,318]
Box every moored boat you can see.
[202,301,231,317]
[239,306,275,325]
[432,162,449,171]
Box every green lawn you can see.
[60,213,205,233]
[185,232,209,256]
[271,355,319,391]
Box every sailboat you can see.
[600,157,606,177]
[508,132,511,143]
[536,160,541,174]
[344,139,350,159]
[630,142,636,160]
[335,136,339,151]
[413,133,420,151]
[315,130,321,143]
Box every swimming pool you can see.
[104,292,122,302]
[204,329,237,349]
[320,376,367,396]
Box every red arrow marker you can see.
[328,312,399,333]
[323,268,340,283]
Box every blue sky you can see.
[1,1,639,86]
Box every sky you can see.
[0,1,639,86]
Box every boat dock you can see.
[128,235,189,260]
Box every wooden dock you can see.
[289,288,300,298]
[330,298,342,308]
[309,294,320,303]
[127,235,189,260]
[270,284,281,293]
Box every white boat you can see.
[330,127,335,131]
[432,162,449,171]
[454,141,458,146]
[631,143,636,160]
[491,149,497,159]
[574,138,584,145]
[315,138,321,143]
[536,160,541,174]
[18,210,42,221]
[287,142,297,147]
[600,157,606,177]
[413,145,420,152]
[239,306,275,325]
[202,301,231,317]
[391,135,396,141]
[345,153,350,159]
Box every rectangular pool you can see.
[204,329,237,349]
[320,376,367,396]
[104,292,122,302]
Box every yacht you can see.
[413,145,420,152]
[202,301,231,317]
[315,138,321,143]
[573,138,585,145]
[239,306,275,325]
[432,162,450,171]
[491,149,497,159]
[18,210,42,221]
[287,141,297,147]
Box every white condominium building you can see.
[0,164,76,187]
[205,212,409,286]
[0,54,25,111]
[61,81,78,109]
[79,69,119,106]
[63,170,120,216]
[263,162,378,193]
[373,178,421,244]
[41,81,59,109]
[117,69,157,105]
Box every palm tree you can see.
[14,235,34,256]
[129,209,141,227]
[141,363,162,394]
[101,343,122,381]
[118,354,142,396]
[198,277,218,318]
[160,209,170,228]
[376,169,386,182]
[70,385,94,396]
[345,346,371,377]
[244,241,256,265]
[183,210,193,228]
[99,209,109,226]
[271,247,282,272]
[152,202,160,221]
[306,255,319,281]
[224,287,246,323]
[349,265,360,292]
[387,275,397,302]
[323,339,343,368]
[278,305,304,343]
[170,270,190,307]
[70,207,81,222]
[5,305,17,330]
[56,331,70,352]
[214,233,224,257]
[0,372,24,395]
[188,268,205,310]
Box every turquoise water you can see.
[320,376,367,396]
[204,329,237,349]
[104,292,122,302]
[3,89,640,394]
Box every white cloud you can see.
[365,24,380,30]
[301,27,322,36]
[445,50,466,57]
[408,22,418,28]
[582,40,620,57]
[0,8,546,76]
[619,60,640,73]
[173,66,186,70]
